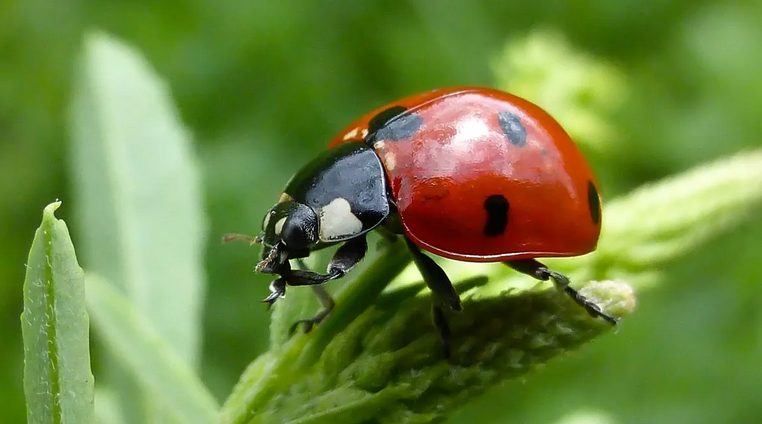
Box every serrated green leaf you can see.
[86,273,219,424]
[22,201,94,424]
[222,273,634,424]
[68,30,208,424]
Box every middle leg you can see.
[405,236,461,357]
[505,258,619,325]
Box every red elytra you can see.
[328,86,602,262]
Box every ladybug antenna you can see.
[222,233,263,245]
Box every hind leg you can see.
[505,259,618,325]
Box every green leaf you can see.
[94,389,126,424]
[219,240,632,424]
[220,264,634,424]
[68,30,208,423]
[86,273,219,424]
[22,201,94,424]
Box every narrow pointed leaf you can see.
[22,201,94,424]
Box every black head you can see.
[256,200,318,274]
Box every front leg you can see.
[285,235,368,333]
[262,277,287,306]
[286,235,368,286]
[505,259,619,325]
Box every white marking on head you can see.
[263,211,272,230]
[373,140,385,149]
[318,198,363,241]
[274,217,286,236]
[343,127,360,140]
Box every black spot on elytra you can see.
[587,181,601,225]
[483,195,509,236]
[366,105,423,143]
[498,111,527,147]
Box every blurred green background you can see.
[4,1,762,423]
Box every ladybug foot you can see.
[431,304,452,359]
[288,315,322,336]
[549,272,620,325]
[287,304,333,336]
[262,278,286,306]
[504,259,619,325]
[289,319,316,335]
[288,285,336,337]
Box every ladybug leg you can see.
[374,227,399,250]
[262,276,287,307]
[404,237,462,311]
[286,235,368,286]
[283,235,368,333]
[431,304,452,359]
[504,259,619,325]
[404,236,462,357]
[288,285,336,335]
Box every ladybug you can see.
[228,86,617,356]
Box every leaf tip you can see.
[42,200,62,222]
[579,279,637,320]
[82,28,112,48]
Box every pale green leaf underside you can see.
[70,29,206,366]
[69,30,208,424]
[86,273,219,424]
